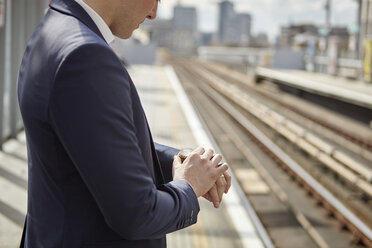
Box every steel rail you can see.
[187,62,372,196]
[174,60,372,247]
[167,65,274,248]
[198,60,372,152]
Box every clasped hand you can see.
[173,147,231,208]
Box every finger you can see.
[223,171,232,193]
[216,163,229,175]
[211,154,222,167]
[202,192,213,202]
[193,147,205,155]
[209,185,220,208]
[173,155,181,166]
[202,149,214,160]
[216,177,225,202]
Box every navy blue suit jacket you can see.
[17,0,199,247]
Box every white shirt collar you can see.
[74,0,115,45]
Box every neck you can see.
[82,0,114,28]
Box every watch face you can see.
[178,148,194,161]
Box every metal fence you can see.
[0,0,48,148]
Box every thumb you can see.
[173,155,182,167]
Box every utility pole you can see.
[325,0,331,54]
[355,0,362,59]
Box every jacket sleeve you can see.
[154,143,179,183]
[48,43,199,240]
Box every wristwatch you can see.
[177,148,194,162]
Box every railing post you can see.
[10,0,26,139]
[0,0,7,149]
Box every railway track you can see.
[171,58,372,248]
[176,59,372,198]
[197,60,372,163]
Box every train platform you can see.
[255,67,372,110]
[0,65,272,247]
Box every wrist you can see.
[173,177,200,197]
[183,179,199,198]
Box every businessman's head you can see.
[84,0,159,39]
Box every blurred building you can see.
[278,24,350,52]
[360,0,372,44]
[0,0,49,147]
[147,19,173,48]
[199,32,214,46]
[173,5,197,30]
[278,24,318,48]
[114,38,157,65]
[218,0,235,44]
[140,4,198,56]
[325,27,350,52]
[172,5,198,55]
[218,0,252,46]
[250,33,270,48]
[237,13,252,46]
[360,0,372,81]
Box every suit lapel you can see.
[49,0,105,42]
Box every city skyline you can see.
[157,0,358,40]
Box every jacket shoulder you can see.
[45,9,108,55]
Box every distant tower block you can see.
[218,1,252,46]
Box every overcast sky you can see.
[157,0,358,39]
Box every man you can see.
[17,0,231,247]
